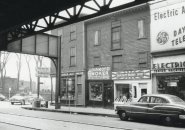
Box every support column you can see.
[55,36,61,109]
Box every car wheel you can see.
[161,116,174,126]
[119,111,129,121]
[11,102,14,105]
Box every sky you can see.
[5,53,52,89]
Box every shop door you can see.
[104,85,113,109]
[76,84,83,105]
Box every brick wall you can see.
[86,6,150,71]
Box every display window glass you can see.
[89,82,103,101]
[157,75,185,100]
[115,84,132,103]
[61,77,75,100]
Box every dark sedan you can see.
[115,94,185,125]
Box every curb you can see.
[22,107,118,118]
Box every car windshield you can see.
[168,95,184,103]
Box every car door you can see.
[148,96,168,120]
[130,96,150,119]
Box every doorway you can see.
[104,84,113,109]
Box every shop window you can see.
[138,52,148,69]
[70,47,76,66]
[157,75,185,100]
[70,25,76,41]
[94,56,101,67]
[61,77,75,100]
[112,55,122,71]
[111,20,121,50]
[89,82,103,101]
[115,84,131,103]
[138,19,146,39]
[94,30,101,46]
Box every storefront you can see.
[150,0,185,100]
[112,70,151,108]
[87,67,114,109]
[152,55,185,100]
[60,71,85,106]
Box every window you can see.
[134,86,137,98]
[115,84,131,103]
[77,75,82,95]
[138,52,148,69]
[94,56,101,67]
[94,30,101,46]
[61,77,75,100]
[70,47,76,66]
[138,96,149,103]
[111,21,121,50]
[112,55,122,71]
[89,82,103,101]
[138,19,145,39]
[150,97,168,103]
[70,25,76,40]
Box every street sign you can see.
[36,67,50,78]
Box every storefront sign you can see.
[151,1,185,52]
[36,67,50,78]
[152,55,185,73]
[112,70,150,80]
[88,67,111,80]
[61,72,83,77]
[61,72,75,77]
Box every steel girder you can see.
[4,0,151,42]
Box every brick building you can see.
[85,3,151,108]
[51,22,86,106]
[50,3,152,109]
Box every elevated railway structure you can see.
[0,0,151,108]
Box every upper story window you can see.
[138,19,146,39]
[138,52,148,69]
[112,55,122,71]
[70,47,76,66]
[70,25,76,41]
[111,20,121,50]
[94,56,101,67]
[94,30,101,46]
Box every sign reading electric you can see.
[152,55,185,73]
[151,1,185,52]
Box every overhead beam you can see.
[6,0,151,42]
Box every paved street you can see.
[0,101,185,130]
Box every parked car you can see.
[115,94,185,125]
[0,94,6,101]
[10,94,26,105]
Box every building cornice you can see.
[85,3,149,24]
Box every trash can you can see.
[45,101,48,108]
[32,100,41,108]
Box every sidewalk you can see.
[22,103,117,118]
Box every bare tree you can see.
[34,56,43,97]
[24,54,32,92]
[0,51,10,92]
[16,53,22,92]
